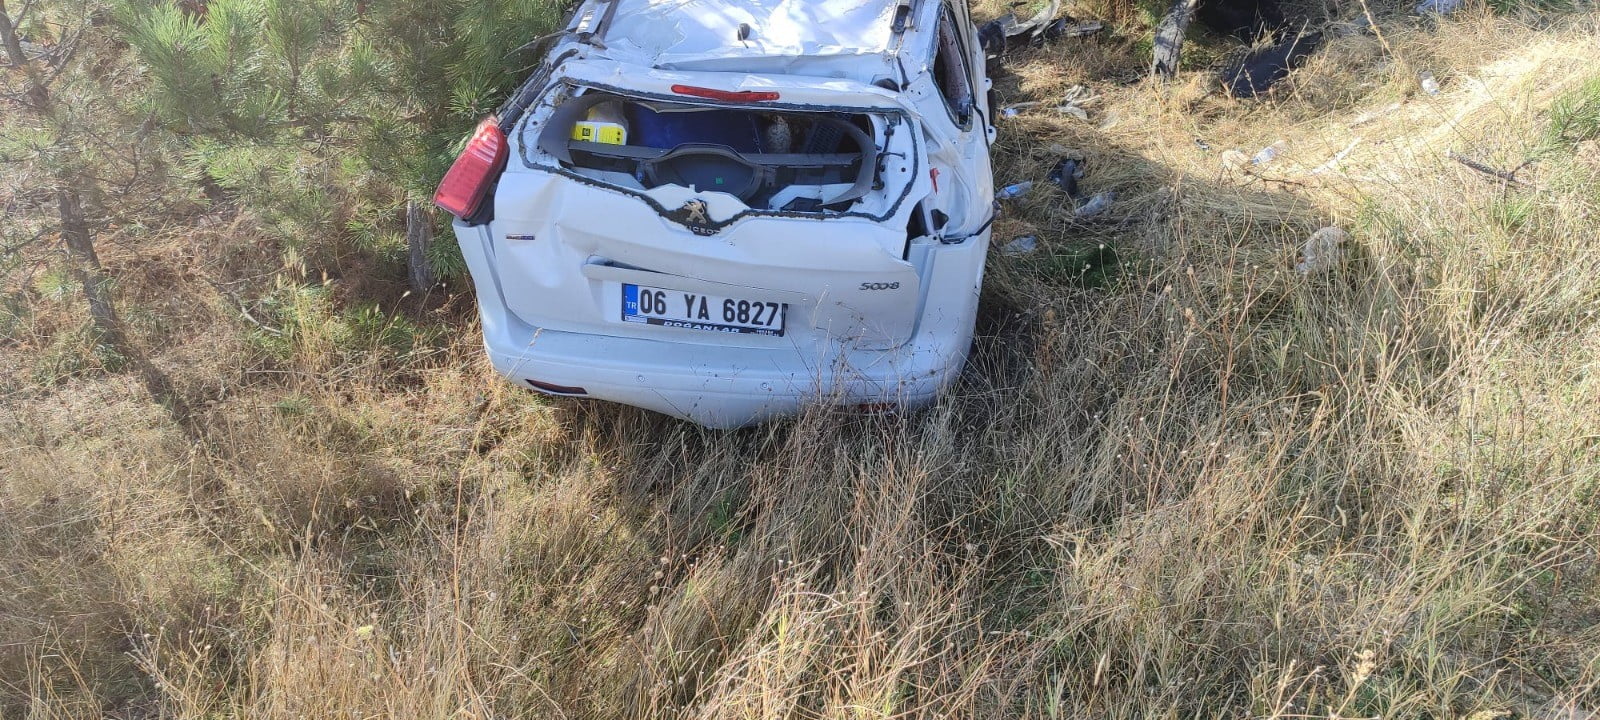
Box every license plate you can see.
[622,284,785,336]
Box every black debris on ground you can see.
[1219,31,1323,97]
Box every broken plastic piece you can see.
[1296,227,1348,274]
[1001,101,1041,118]
[1420,72,1441,96]
[1056,105,1090,120]
[1074,191,1115,217]
[996,181,1034,200]
[1003,235,1039,256]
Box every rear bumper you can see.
[481,316,964,428]
[457,222,985,428]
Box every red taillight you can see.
[433,117,508,218]
[669,84,780,102]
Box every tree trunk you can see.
[1151,0,1201,78]
[59,188,197,434]
[5,0,199,438]
[406,200,436,293]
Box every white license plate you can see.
[622,284,785,336]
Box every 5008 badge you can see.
[859,282,900,291]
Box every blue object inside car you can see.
[627,105,764,153]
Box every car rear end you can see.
[442,58,989,427]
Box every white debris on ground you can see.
[1002,235,1039,256]
[1296,227,1349,274]
[1415,0,1462,14]
[1349,102,1402,127]
[1420,71,1442,95]
[1056,85,1100,121]
[1220,149,1250,170]
[1057,104,1090,120]
[1001,101,1041,117]
[1074,191,1116,217]
[1309,138,1363,175]
[1252,140,1289,165]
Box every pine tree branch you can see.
[40,24,88,89]
[2,228,50,259]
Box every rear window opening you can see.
[529,86,906,216]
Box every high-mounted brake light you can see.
[670,84,780,102]
[433,117,509,219]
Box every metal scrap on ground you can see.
[978,0,1103,56]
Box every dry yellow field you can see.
[3,5,1598,718]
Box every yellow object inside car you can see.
[571,120,627,145]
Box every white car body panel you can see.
[452,0,997,427]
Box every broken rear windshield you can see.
[523,84,916,217]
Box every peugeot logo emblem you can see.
[669,198,718,236]
[681,199,709,225]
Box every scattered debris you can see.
[980,2,1104,56]
[1419,71,1441,96]
[1296,226,1348,274]
[996,181,1035,200]
[1308,138,1363,175]
[1329,15,1373,36]
[1153,0,1300,78]
[1075,191,1116,218]
[1195,138,1212,151]
[1054,85,1100,120]
[1062,85,1099,104]
[1057,104,1090,121]
[980,0,1102,56]
[1043,19,1105,40]
[1415,0,1462,14]
[1252,140,1287,165]
[1220,31,1323,97]
[1349,102,1402,127]
[1001,101,1041,117]
[1048,157,1085,198]
[1448,151,1532,186]
[1003,235,1039,256]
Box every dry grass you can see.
[5,7,1600,719]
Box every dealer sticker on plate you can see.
[622,284,785,336]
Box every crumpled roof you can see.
[601,0,901,69]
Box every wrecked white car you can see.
[435,0,996,428]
